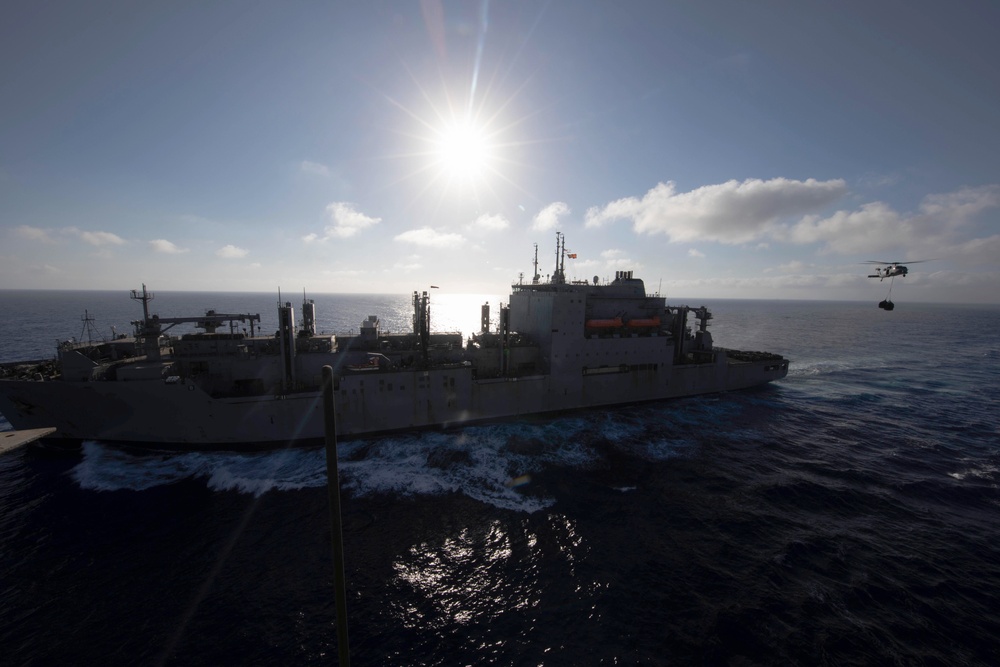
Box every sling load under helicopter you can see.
[863,260,935,310]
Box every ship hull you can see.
[0,356,787,448]
[0,259,791,449]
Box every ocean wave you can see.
[948,462,1000,484]
[788,357,891,378]
[69,442,327,495]
[66,407,706,512]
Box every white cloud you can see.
[688,248,705,258]
[582,180,1000,265]
[470,213,509,232]
[599,248,638,270]
[783,202,906,254]
[326,202,380,238]
[14,225,56,243]
[216,244,249,259]
[150,239,189,254]
[394,227,465,248]
[300,160,332,177]
[532,202,570,231]
[607,258,639,270]
[304,202,381,242]
[935,234,1000,267]
[918,185,1000,222]
[584,178,848,243]
[393,261,423,271]
[25,263,62,274]
[767,260,806,273]
[66,227,126,246]
[782,185,1000,257]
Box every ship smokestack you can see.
[302,296,316,336]
[278,301,297,390]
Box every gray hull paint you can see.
[0,355,785,446]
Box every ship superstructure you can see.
[0,237,788,447]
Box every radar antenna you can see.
[130,284,154,323]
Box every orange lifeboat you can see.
[626,316,660,327]
[584,317,623,328]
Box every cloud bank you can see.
[581,179,999,266]
[584,178,848,243]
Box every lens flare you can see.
[433,119,493,181]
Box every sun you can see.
[386,72,530,206]
[431,119,494,183]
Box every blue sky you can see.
[2,0,998,302]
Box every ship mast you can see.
[412,290,431,367]
[79,310,100,345]
[553,232,566,284]
[130,284,154,324]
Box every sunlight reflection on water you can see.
[390,515,597,631]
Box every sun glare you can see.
[388,70,531,206]
[433,120,493,181]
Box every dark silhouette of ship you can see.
[0,237,788,448]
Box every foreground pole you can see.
[322,365,350,666]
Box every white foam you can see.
[338,428,560,513]
[69,442,322,494]
[948,463,1000,483]
[205,448,329,495]
[789,357,891,377]
[67,411,696,512]
[69,430,560,512]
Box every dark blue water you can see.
[2,292,999,665]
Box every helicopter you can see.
[863,260,933,281]
[862,259,935,310]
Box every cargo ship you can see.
[0,236,788,448]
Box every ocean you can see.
[1,290,999,665]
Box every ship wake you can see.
[67,406,711,512]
